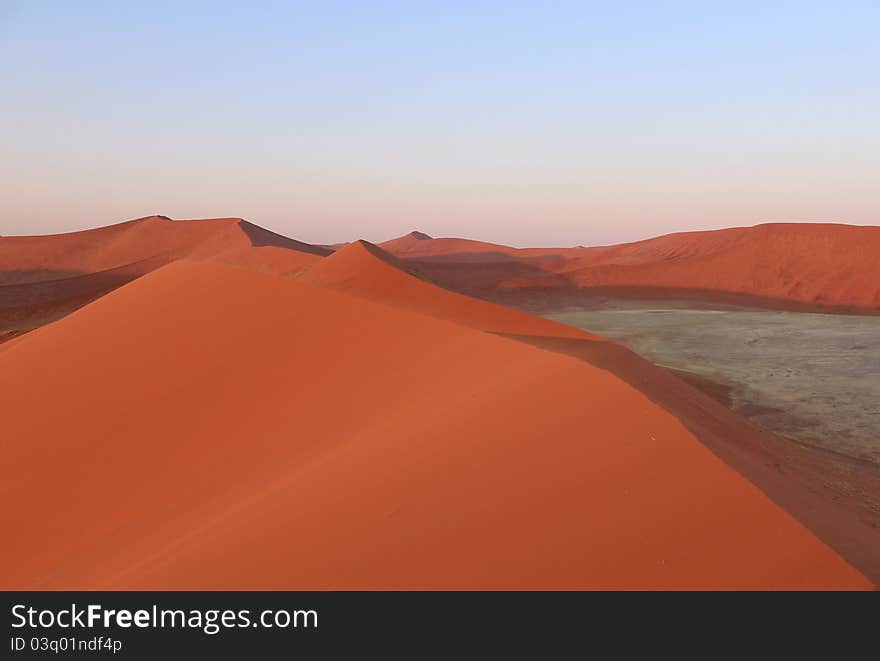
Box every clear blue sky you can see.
[2,1,878,246]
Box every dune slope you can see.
[0,215,327,281]
[0,260,869,589]
[299,240,595,339]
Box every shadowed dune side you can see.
[0,269,86,286]
[297,240,598,339]
[382,224,880,313]
[0,255,175,332]
[0,260,869,589]
[498,334,880,584]
[383,258,578,302]
[492,285,880,315]
[236,220,331,256]
[0,329,29,346]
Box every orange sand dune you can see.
[381,230,585,262]
[0,259,869,589]
[0,216,329,331]
[562,223,880,309]
[298,240,594,339]
[381,223,880,312]
[0,215,327,281]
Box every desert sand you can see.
[0,218,875,589]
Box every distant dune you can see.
[0,215,329,333]
[0,217,875,588]
[380,223,880,313]
[299,239,595,339]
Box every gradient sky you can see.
[2,1,878,246]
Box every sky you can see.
[1,1,878,247]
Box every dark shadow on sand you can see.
[496,332,880,585]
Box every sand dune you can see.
[298,239,595,339]
[0,215,327,281]
[0,217,875,589]
[380,230,584,262]
[0,257,870,589]
[0,216,328,332]
[381,223,880,312]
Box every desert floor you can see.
[545,302,880,465]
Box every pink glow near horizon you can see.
[1,2,878,247]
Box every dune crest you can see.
[298,240,598,339]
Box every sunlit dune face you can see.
[0,247,871,589]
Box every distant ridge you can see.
[381,222,880,313]
[0,216,329,333]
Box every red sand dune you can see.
[0,216,328,332]
[381,223,880,312]
[381,230,583,262]
[0,215,327,281]
[298,240,596,339]
[0,258,870,589]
